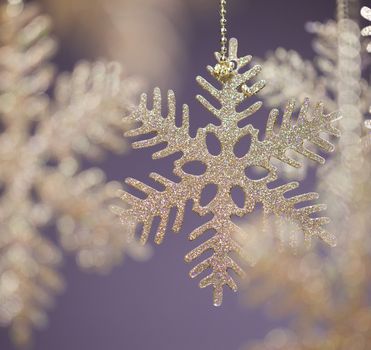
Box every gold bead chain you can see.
[213,0,236,82]
[219,0,228,61]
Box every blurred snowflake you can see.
[238,207,371,350]
[247,325,371,350]
[258,19,371,181]
[0,1,149,346]
[240,5,371,350]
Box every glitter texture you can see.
[112,38,340,306]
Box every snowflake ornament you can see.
[112,38,341,306]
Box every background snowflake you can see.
[239,3,371,349]
[0,1,150,346]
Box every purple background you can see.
[1,0,368,349]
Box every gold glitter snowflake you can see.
[112,38,341,306]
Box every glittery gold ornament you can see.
[112,37,341,306]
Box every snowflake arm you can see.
[246,98,341,170]
[257,48,324,110]
[257,21,341,114]
[0,2,56,134]
[0,228,64,347]
[196,38,265,127]
[241,99,340,247]
[123,88,198,160]
[256,182,335,246]
[36,168,150,272]
[184,217,249,306]
[112,173,204,244]
[40,61,141,160]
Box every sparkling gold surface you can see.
[112,38,340,306]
